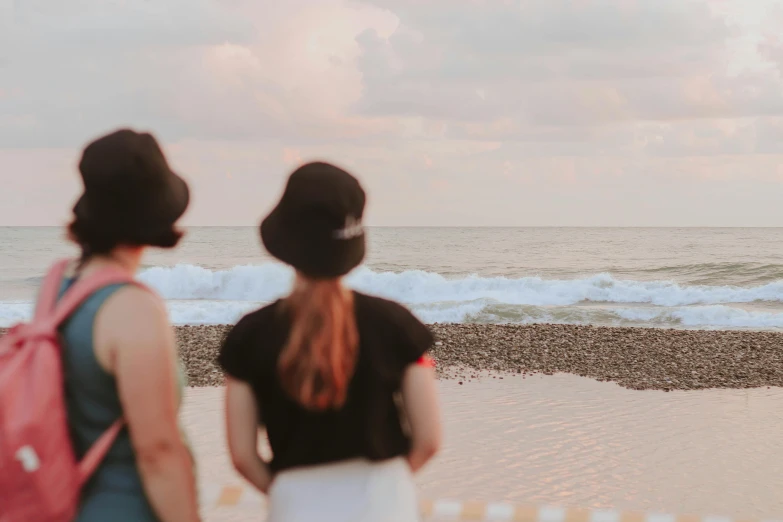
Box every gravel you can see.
[428,323,783,391]
[6,323,783,391]
[174,323,783,391]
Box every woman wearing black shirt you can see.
[217,162,442,521]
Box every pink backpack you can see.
[0,259,141,522]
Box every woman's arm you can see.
[96,287,201,522]
[400,363,442,473]
[224,377,273,493]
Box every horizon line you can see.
[3,225,783,229]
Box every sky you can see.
[2,0,783,227]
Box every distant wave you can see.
[638,262,783,285]
[610,305,783,329]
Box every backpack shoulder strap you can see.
[78,420,125,485]
[33,258,72,320]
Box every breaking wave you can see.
[136,263,783,307]
[1,263,781,330]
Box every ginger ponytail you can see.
[278,276,359,410]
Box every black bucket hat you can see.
[72,129,190,245]
[261,162,366,279]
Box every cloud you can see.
[2,0,783,226]
[353,0,783,127]
[0,0,398,147]
[282,147,304,166]
[9,0,252,51]
[4,0,782,149]
[1,1,254,147]
[759,34,783,74]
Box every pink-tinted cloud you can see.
[2,0,783,226]
[282,148,304,166]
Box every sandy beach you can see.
[185,377,783,521]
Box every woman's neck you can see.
[79,247,144,276]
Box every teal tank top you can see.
[58,279,159,521]
[57,277,181,522]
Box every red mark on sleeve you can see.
[416,355,436,368]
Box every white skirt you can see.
[266,457,420,522]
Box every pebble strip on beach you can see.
[173,323,783,392]
[4,324,780,391]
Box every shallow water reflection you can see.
[421,375,783,517]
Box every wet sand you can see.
[176,324,783,391]
[183,376,783,521]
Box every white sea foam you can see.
[0,302,32,327]
[612,305,783,329]
[1,263,782,329]
[137,263,783,306]
[0,298,492,327]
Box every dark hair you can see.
[68,216,184,264]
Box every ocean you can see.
[1,226,782,330]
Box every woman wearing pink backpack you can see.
[0,130,201,522]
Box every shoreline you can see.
[173,323,783,391]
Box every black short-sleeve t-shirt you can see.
[217,291,434,473]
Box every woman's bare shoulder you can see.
[97,285,171,345]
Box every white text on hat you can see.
[334,216,364,240]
